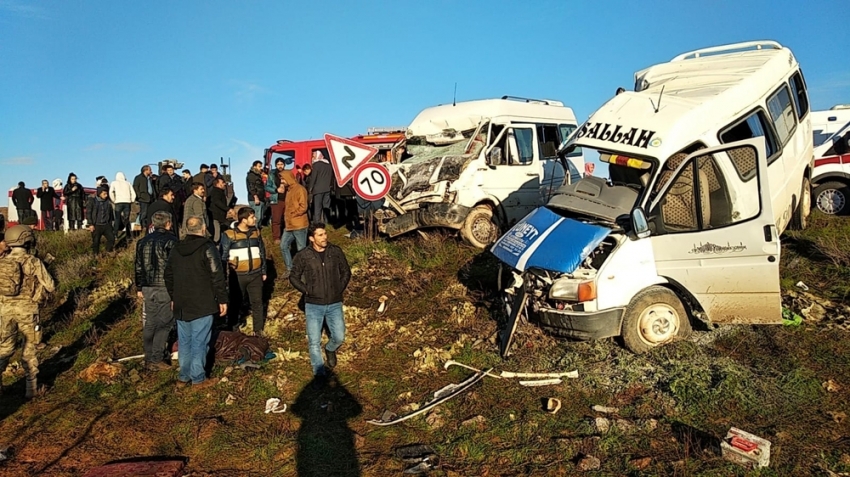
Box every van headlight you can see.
[549,277,596,302]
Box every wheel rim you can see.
[471,216,494,244]
[637,304,680,345]
[816,189,845,215]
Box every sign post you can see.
[324,133,378,187]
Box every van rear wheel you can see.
[790,177,811,230]
[813,181,849,216]
[460,206,498,249]
[621,286,692,354]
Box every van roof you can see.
[572,41,798,161]
[407,97,577,137]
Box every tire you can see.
[460,206,499,249]
[813,180,850,216]
[790,177,811,230]
[621,286,692,354]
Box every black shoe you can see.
[325,348,337,369]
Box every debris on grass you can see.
[823,380,841,393]
[594,417,611,434]
[461,415,486,427]
[519,378,562,387]
[378,295,388,314]
[225,394,236,405]
[576,454,601,471]
[629,457,652,470]
[79,361,124,383]
[720,427,771,469]
[828,411,847,424]
[796,281,810,291]
[264,398,287,414]
[544,398,561,414]
[591,405,619,414]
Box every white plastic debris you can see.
[264,398,287,414]
[795,281,809,291]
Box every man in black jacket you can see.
[307,151,334,223]
[133,165,155,230]
[36,180,57,231]
[63,173,86,230]
[86,187,115,254]
[146,189,177,234]
[12,182,34,223]
[207,176,229,242]
[134,210,177,370]
[290,222,351,377]
[246,161,266,227]
[165,215,227,389]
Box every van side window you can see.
[766,85,796,146]
[651,146,761,234]
[719,110,779,168]
[536,124,560,159]
[558,124,582,157]
[510,128,535,165]
[789,71,809,119]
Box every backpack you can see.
[0,257,23,297]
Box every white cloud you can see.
[231,80,272,104]
[0,0,48,19]
[83,142,149,153]
[1,156,35,165]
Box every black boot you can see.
[325,348,337,369]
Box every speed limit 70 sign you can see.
[352,163,392,201]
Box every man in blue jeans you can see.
[164,215,228,389]
[289,223,351,379]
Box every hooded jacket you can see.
[164,235,227,321]
[110,172,137,204]
[63,177,86,203]
[281,171,308,231]
[86,191,114,226]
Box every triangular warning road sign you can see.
[324,133,378,186]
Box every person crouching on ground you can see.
[165,216,228,389]
[134,211,178,371]
[289,223,351,379]
[221,207,267,335]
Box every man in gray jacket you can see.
[181,182,208,239]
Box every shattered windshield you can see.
[547,146,654,223]
[399,121,488,165]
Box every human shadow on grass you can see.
[291,371,363,477]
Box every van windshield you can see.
[547,146,653,223]
[397,121,488,165]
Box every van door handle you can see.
[763,225,772,242]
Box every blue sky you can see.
[1,0,848,202]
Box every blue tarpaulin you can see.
[491,207,611,274]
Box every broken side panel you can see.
[491,207,612,274]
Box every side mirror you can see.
[487,147,503,166]
[631,207,650,239]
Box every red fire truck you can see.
[264,127,406,171]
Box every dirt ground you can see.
[1,219,849,476]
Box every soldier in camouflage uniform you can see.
[0,225,55,398]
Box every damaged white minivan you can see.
[376,96,584,248]
[493,41,814,356]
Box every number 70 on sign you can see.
[352,162,392,201]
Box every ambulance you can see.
[810,108,850,215]
[493,41,813,355]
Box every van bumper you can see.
[382,203,472,237]
[536,307,625,341]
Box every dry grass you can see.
[0,222,849,476]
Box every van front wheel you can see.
[790,177,811,230]
[621,286,692,354]
[460,206,499,249]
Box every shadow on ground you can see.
[291,371,363,477]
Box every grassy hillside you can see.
[0,218,849,476]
